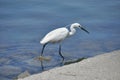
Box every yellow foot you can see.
[35,56,51,61]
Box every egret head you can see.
[71,23,89,34]
[71,23,81,28]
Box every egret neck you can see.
[69,24,76,36]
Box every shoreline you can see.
[18,50,120,80]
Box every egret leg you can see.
[41,43,47,56]
[59,45,64,62]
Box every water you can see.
[0,0,120,79]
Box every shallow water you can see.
[0,0,120,79]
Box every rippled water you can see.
[0,0,120,80]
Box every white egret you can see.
[40,23,89,61]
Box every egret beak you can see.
[80,27,89,34]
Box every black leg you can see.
[59,44,64,62]
[41,43,47,56]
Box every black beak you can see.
[80,27,89,34]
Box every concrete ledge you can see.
[18,50,120,80]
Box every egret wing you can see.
[40,27,69,44]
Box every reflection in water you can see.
[40,57,64,71]
[40,60,44,71]
[35,56,52,71]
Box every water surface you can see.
[0,0,120,80]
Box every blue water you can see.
[0,0,120,79]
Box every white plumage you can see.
[40,27,69,44]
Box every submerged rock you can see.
[17,71,31,79]
[0,58,11,65]
[0,65,22,76]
